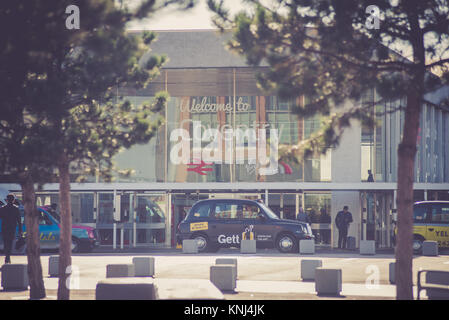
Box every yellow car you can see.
[412,201,449,252]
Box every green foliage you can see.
[0,0,168,183]
[208,0,449,158]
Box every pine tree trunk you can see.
[20,175,46,300]
[395,6,425,300]
[395,92,421,300]
[57,152,72,300]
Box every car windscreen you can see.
[189,202,212,219]
[46,209,61,223]
[258,203,280,220]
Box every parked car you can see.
[177,199,314,253]
[412,201,449,252]
[0,205,99,253]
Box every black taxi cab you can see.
[176,199,314,253]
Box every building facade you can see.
[3,30,449,249]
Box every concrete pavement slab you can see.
[0,250,447,300]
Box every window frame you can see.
[430,204,449,225]
[413,204,431,223]
[189,202,213,219]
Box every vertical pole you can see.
[231,68,236,183]
[120,193,124,249]
[165,70,168,183]
[129,193,133,248]
[280,193,284,219]
[295,193,299,219]
[120,225,124,250]
[93,192,98,223]
[302,96,306,181]
[361,191,366,241]
[374,193,377,244]
[373,88,376,179]
[265,189,268,206]
[393,189,397,210]
[113,224,116,249]
[165,193,170,248]
[113,190,116,250]
[133,192,137,248]
[384,192,393,248]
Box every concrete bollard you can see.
[299,240,315,254]
[1,264,29,291]
[48,255,59,277]
[106,264,135,278]
[360,240,376,255]
[315,268,342,296]
[422,241,438,256]
[96,278,155,300]
[132,257,155,277]
[216,258,238,278]
[300,259,322,281]
[182,239,198,254]
[210,265,236,291]
[240,239,256,254]
[346,236,357,250]
[389,262,395,284]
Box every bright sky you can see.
[124,0,448,73]
[126,0,247,30]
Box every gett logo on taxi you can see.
[218,234,240,244]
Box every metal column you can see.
[132,192,136,248]
[113,190,117,250]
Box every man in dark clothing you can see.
[296,207,310,223]
[367,170,374,182]
[335,206,353,249]
[0,194,22,264]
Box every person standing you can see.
[296,207,310,223]
[335,206,353,249]
[0,194,22,264]
[367,170,374,182]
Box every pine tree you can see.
[0,0,167,299]
[208,0,449,299]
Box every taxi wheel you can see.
[276,233,298,253]
[413,235,425,254]
[191,233,210,253]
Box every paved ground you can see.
[0,247,448,300]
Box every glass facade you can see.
[35,192,168,246]
[114,68,332,183]
[361,90,449,183]
[36,193,95,224]
[5,31,449,251]
[304,193,332,245]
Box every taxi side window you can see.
[214,203,239,219]
[413,205,429,222]
[213,203,260,219]
[431,205,449,224]
[191,203,211,219]
[242,204,260,219]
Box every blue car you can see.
[0,205,99,253]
